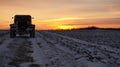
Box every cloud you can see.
[62,18,120,25]
[1,0,120,12]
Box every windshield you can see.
[15,16,31,22]
[14,16,31,28]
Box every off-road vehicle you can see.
[10,15,35,38]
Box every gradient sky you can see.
[0,0,120,30]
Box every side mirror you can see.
[12,17,14,19]
[32,17,34,19]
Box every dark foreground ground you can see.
[0,30,120,67]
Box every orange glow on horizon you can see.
[0,17,120,30]
[57,25,77,30]
[0,23,120,30]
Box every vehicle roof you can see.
[14,15,31,17]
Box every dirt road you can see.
[0,31,119,67]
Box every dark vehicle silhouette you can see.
[10,15,35,38]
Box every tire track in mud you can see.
[29,32,77,67]
[0,38,14,67]
[29,38,50,67]
[0,37,33,67]
[9,38,33,67]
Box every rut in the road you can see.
[29,32,77,67]
[7,38,33,67]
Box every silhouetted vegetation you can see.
[47,26,120,31]
[71,26,120,30]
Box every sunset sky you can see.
[0,0,120,30]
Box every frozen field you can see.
[50,30,120,49]
[0,30,120,67]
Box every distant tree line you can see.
[71,26,120,30]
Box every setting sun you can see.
[57,25,76,30]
